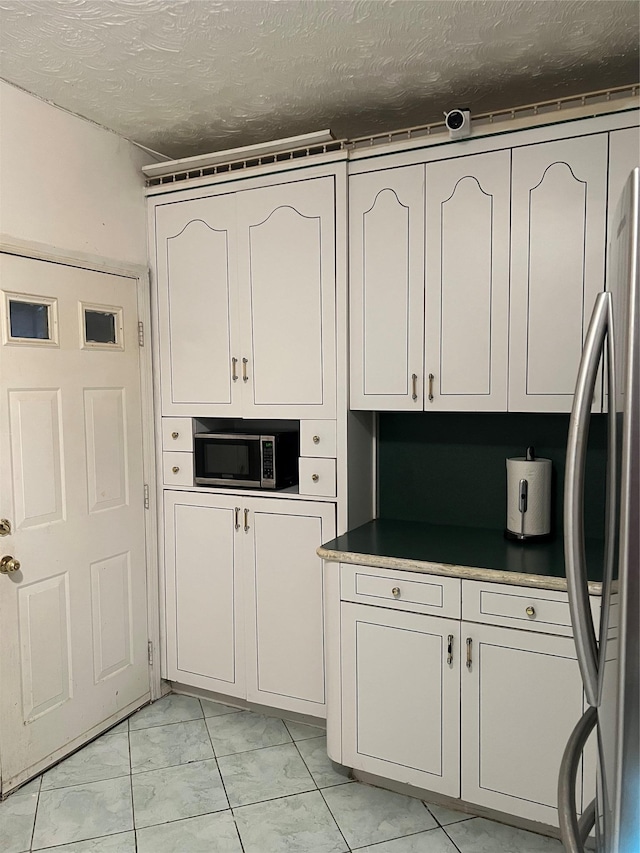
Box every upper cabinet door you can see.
[155,194,242,417]
[425,151,511,411]
[509,135,608,412]
[235,177,336,419]
[349,165,425,410]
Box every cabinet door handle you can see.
[171,466,180,474]
[313,435,320,444]
[526,605,536,618]
[466,637,472,670]
[312,473,319,482]
[171,431,179,440]
[234,507,241,531]
[447,634,454,665]
[244,507,250,532]
[391,586,400,598]
[411,373,418,401]
[428,373,435,402]
[242,358,249,383]
[231,357,238,382]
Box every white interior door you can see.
[0,254,151,793]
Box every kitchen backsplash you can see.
[378,412,607,540]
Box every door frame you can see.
[0,235,161,715]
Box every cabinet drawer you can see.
[163,451,194,487]
[300,420,337,457]
[299,457,336,497]
[341,563,461,618]
[162,418,192,452]
[462,580,600,637]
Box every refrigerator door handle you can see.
[558,706,598,853]
[564,291,611,707]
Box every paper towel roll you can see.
[506,456,552,538]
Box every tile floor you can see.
[1,693,564,853]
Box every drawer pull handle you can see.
[392,587,401,598]
[466,637,472,670]
[411,373,418,401]
[234,507,241,531]
[447,634,454,665]
[313,435,320,444]
[244,508,250,532]
[428,373,435,402]
[242,357,249,382]
[232,357,238,382]
[171,431,179,440]
[526,606,536,618]
[312,473,319,482]
[171,466,180,473]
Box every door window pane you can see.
[9,300,50,339]
[85,310,117,345]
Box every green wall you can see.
[377,412,607,539]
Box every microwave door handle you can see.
[565,292,610,708]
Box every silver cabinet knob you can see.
[172,466,180,474]
[392,587,400,598]
[312,435,320,444]
[311,473,319,482]
[526,606,536,618]
[171,431,179,439]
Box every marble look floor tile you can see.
[104,719,129,736]
[284,719,326,741]
[129,719,213,773]
[14,775,42,796]
[200,698,243,718]
[0,789,39,853]
[132,758,228,828]
[235,789,348,853]
[425,801,474,826]
[322,782,437,849]
[444,817,564,852]
[205,710,291,756]
[42,733,130,790]
[129,693,203,730]
[136,811,243,853]
[296,736,351,788]
[32,776,133,850]
[218,742,315,807]
[34,830,136,852]
[353,827,460,852]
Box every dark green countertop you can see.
[319,519,604,592]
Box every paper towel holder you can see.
[504,446,553,543]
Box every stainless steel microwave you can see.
[194,431,299,489]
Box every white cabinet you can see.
[425,150,511,411]
[461,622,587,825]
[349,165,425,410]
[164,490,335,716]
[341,602,461,797]
[154,175,336,419]
[509,134,608,412]
[334,563,600,826]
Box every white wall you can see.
[0,81,154,266]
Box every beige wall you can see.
[0,81,154,266]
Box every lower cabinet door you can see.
[341,602,461,797]
[461,622,586,825]
[243,498,336,716]
[163,491,245,698]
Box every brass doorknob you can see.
[1,556,21,574]
[526,606,536,617]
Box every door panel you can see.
[154,194,242,416]
[341,602,461,797]
[236,177,336,418]
[509,135,608,412]
[425,150,510,411]
[244,498,335,715]
[0,254,150,793]
[163,491,244,697]
[350,166,425,410]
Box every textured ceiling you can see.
[0,0,638,159]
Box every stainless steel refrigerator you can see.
[559,168,639,852]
